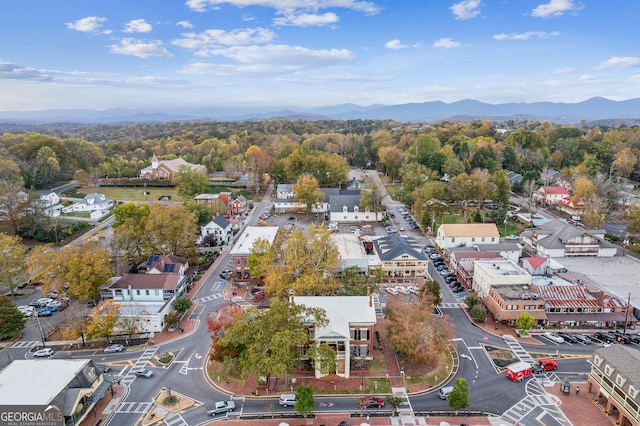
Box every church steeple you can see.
[151,154,159,169]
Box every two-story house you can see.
[520,219,620,257]
[138,254,190,275]
[372,234,428,279]
[61,193,114,217]
[200,216,233,245]
[589,345,640,426]
[435,224,500,251]
[533,186,569,206]
[293,296,377,379]
[100,274,187,333]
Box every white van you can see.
[279,394,297,407]
[438,386,454,400]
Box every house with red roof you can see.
[533,186,569,206]
[521,257,548,275]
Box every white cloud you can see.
[181,44,354,75]
[273,12,339,27]
[531,0,581,18]
[123,19,153,33]
[109,39,173,58]
[493,31,560,40]
[385,39,408,50]
[0,62,53,81]
[450,0,482,20]
[185,0,381,14]
[176,21,194,29]
[66,17,108,33]
[173,28,275,54]
[433,38,462,48]
[551,66,574,75]
[595,56,640,70]
[578,74,597,81]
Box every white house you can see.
[436,223,500,250]
[62,193,114,213]
[328,192,383,223]
[520,219,620,257]
[99,274,187,333]
[533,186,569,206]
[200,216,233,245]
[39,191,60,207]
[276,184,296,199]
[293,296,377,379]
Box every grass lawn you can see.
[77,186,180,202]
[403,354,454,388]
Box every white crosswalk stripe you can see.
[439,302,466,309]
[116,402,153,414]
[193,293,223,303]
[120,347,158,386]
[9,341,40,349]
[164,412,189,426]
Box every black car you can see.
[444,275,457,283]
[595,332,617,343]
[558,333,578,343]
[452,286,464,293]
[449,281,461,288]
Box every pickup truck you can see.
[207,400,236,416]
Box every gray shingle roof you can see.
[592,344,640,406]
[373,234,427,262]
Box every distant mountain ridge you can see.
[1,97,639,125]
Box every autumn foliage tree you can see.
[386,292,453,366]
[84,300,120,339]
[0,233,29,297]
[28,243,113,301]
[293,174,324,214]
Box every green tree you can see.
[214,299,328,380]
[293,174,324,214]
[491,169,511,206]
[448,378,470,411]
[386,395,403,415]
[464,295,479,310]
[184,200,213,226]
[420,280,442,306]
[174,165,211,200]
[359,179,384,217]
[0,233,29,297]
[172,296,192,314]
[294,384,315,417]
[516,312,535,331]
[143,203,199,259]
[341,266,374,296]
[470,305,487,323]
[306,342,337,376]
[626,204,640,234]
[449,171,487,223]
[0,296,26,339]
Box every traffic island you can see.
[141,388,196,426]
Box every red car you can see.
[358,396,384,408]
[534,359,558,374]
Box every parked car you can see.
[252,290,265,303]
[430,254,442,260]
[40,306,58,313]
[625,333,640,344]
[573,334,592,344]
[37,310,52,317]
[595,332,617,344]
[358,396,385,408]
[135,369,154,378]
[452,286,464,293]
[33,348,55,358]
[558,333,578,344]
[206,400,236,415]
[612,332,631,344]
[543,332,565,344]
[104,344,125,353]
[504,234,520,240]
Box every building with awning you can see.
[0,359,111,425]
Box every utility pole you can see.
[623,292,632,335]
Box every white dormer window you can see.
[616,374,627,387]
[343,205,348,213]
[354,205,359,213]
[629,385,639,399]
[605,365,614,376]
[593,355,602,367]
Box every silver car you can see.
[104,344,125,353]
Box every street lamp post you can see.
[360,361,365,391]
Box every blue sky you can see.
[1,0,639,111]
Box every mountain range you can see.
[1,97,639,125]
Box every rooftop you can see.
[475,259,528,277]
[230,226,279,256]
[0,359,90,405]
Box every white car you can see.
[33,348,55,358]
[385,287,398,295]
[544,332,565,344]
[505,235,520,241]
